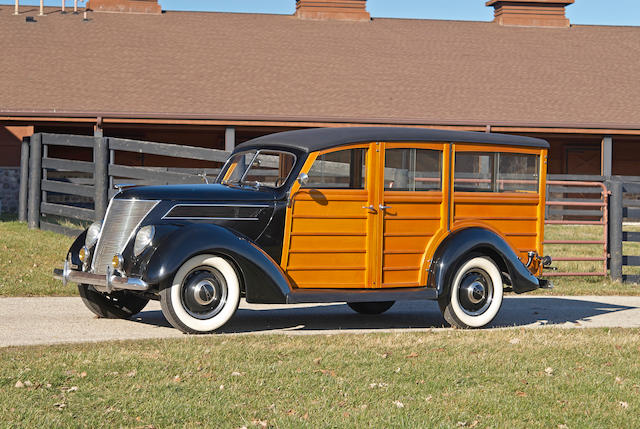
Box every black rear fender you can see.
[427,227,540,297]
[144,223,291,303]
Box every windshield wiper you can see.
[241,180,262,190]
[221,179,242,187]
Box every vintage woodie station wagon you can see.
[54,127,552,333]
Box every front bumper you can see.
[53,260,149,293]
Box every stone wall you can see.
[0,167,20,214]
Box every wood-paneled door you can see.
[282,143,380,289]
[377,143,447,288]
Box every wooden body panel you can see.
[281,140,547,289]
[380,194,443,287]
[285,189,371,288]
[452,195,539,260]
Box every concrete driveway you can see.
[1,295,640,347]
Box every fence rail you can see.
[20,133,230,232]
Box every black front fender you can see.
[144,223,292,303]
[427,227,540,297]
[67,229,88,267]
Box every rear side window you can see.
[498,153,539,192]
[455,152,539,193]
[454,152,493,192]
[305,148,367,189]
[384,148,441,191]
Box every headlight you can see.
[134,225,155,257]
[85,222,102,248]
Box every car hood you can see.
[115,184,278,202]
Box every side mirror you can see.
[297,173,309,186]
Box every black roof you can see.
[234,127,549,154]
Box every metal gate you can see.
[544,180,608,277]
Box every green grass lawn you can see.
[0,217,75,297]
[1,217,639,296]
[1,329,639,428]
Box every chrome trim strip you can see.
[163,217,260,221]
[162,203,270,221]
[167,204,270,208]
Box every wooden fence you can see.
[20,133,229,235]
[608,180,640,283]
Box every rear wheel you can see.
[78,284,149,319]
[438,257,503,329]
[160,254,240,334]
[347,301,395,315]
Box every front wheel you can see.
[438,257,503,329]
[160,254,240,334]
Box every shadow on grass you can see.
[130,297,637,333]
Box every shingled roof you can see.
[2,7,639,129]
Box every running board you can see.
[286,287,438,304]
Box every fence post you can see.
[609,180,623,281]
[27,133,42,229]
[225,127,236,152]
[18,137,30,222]
[94,136,109,221]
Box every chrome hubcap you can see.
[181,267,228,320]
[193,280,217,306]
[465,281,486,304]
[457,269,493,316]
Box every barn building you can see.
[1,0,640,212]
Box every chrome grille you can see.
[91,199,159,274]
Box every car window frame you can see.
[383,144,444,192]
[452,145,541,195]
[301,144,370,190]
[217,148,298,190]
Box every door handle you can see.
[379,205,392,211]
[362,205,377,213]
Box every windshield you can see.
[217,149,297,189]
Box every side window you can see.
[497,153,539,192]
[305,148,367,189]
[454,152,494,192]
[454,151,539,193]
[384,148,441,191]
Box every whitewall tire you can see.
[439,256,503,329]
[160,254,240,334]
